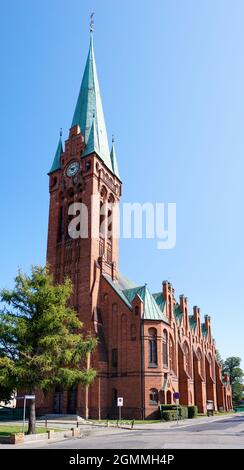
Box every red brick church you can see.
[36,31,232,419]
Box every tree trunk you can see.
[28,397,36,435]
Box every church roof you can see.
[72,35,115,174]
[152,292,166,313]
[123,285,168,322]
[49,136,63,174]
[103,274,168,323]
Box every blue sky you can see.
[0,0,243,365]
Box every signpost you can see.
[173,392,180,425]
[117,397,123,422]
[16,395,35,433]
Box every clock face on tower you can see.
[66,161,80,177]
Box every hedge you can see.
[188,406,198,419]
[161,410,178,421]
[159,404,188,420]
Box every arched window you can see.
[169,335,175,372]
[149,388,158,404]
[183,342,191,376]
[107,194,114,243]
[197,349,204,377]
[135,306,139,316]
[99,187,107,240]
[163,330,168,368]
[130,324,136,341]
[99,200,106,239]
[148,328,157,366]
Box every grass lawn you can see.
[0,425,60,436]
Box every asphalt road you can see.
[4,413,243,449]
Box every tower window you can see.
[85,160,91,171]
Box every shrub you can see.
[179,406,188,420]
[188,406,198,419]
[159,404,188,420]
[161,410,178,421]
[159,405,178,411]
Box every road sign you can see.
[173,392,180,400]
[117,397,123,407]
[24,395,35,400]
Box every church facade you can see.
[36,33,232,419]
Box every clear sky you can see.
[0,0,243,365]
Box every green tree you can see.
[222,356,243,405]
[216,350,224,368]
[0,266,97,434]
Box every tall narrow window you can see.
[99,200,106,239]
[111,348,118,369]
[163,330,168,368]
[197,349,204,378]
[148,328,157,366]
[169,335,175,372]
[183,342,191,376]
[107,194,114,246]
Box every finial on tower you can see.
[60,128,62,137]
[112,134,115,143]
[90,12,95,34]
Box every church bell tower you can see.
[47,31,121,330]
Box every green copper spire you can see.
[49,134,63,174]
[110,137,120,179]
[83,114,100,157]
[72,35,112,171]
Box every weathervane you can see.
[90,12,95,33]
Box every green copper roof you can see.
[83,114,100,157]
[152,292,166,313]
[49,136,63,174]
[189,315,197,331]
[110,140,120,179]
[201,324,208,337]
[123,285,168,322]
[174,303,183,324]
[103,275,167,322]
[72,35,112,172]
